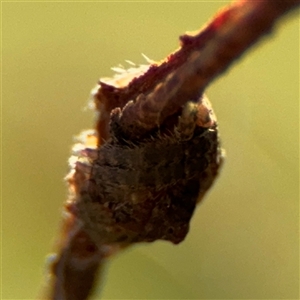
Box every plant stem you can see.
[41,1,299,299]
[117,0,300,139]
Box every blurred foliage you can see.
[2,2,299,299]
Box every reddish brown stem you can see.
[116,0,300,140]
[40,207,116,300]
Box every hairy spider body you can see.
[68,90,223,246]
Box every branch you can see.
[114,0,300,140]
[41,1,299,299]
[41,213,109,300]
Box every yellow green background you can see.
[2,1,299,299]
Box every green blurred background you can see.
[2,1,299,299]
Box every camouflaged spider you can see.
[69,89,222,246]
[66,15,233,247]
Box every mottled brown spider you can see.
[69,89,222,246]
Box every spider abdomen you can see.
[75,117,221,245]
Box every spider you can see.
[69,81,223,246]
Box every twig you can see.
[41,1,299,299]
[41,212,111,300]
[114,0,300,140]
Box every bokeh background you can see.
[2,1,299,299]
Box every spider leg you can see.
[175,94,217,141]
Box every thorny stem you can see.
[42,1,299,299]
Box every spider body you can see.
[70,92,222,246]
